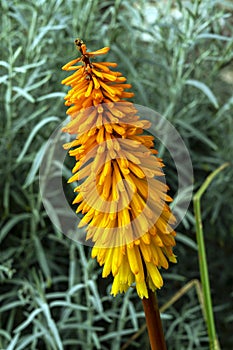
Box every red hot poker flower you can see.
[62,39,176,298]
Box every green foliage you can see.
[1,0,233,349]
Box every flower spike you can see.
[62,39,177,298]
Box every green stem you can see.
[193,162,229,350]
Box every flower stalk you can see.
[142,289,167,350]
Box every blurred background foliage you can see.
[0,0,233,349]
